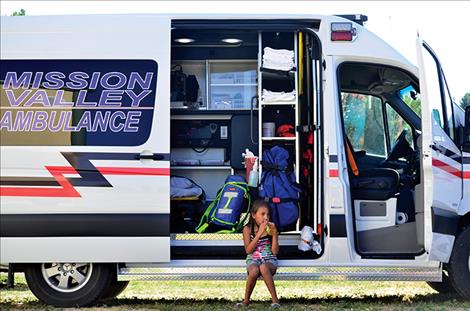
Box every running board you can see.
[118,264,442,282]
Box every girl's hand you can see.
[257,219,268,236]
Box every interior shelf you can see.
[260,67,296,80]
[171,166,232,170]
[211,83,257,87]
[261,137,296,141]
[261,101,297,106]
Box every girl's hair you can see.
[246,199,270,230]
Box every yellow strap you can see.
[298,32,303,95]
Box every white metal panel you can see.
[1,14,171,263]
[1,237,170,263]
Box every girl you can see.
[236,199,280,308]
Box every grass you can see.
[1,273,469,310]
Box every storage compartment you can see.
[168,23,322,260]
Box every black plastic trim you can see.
[1,214,170,237]
[172,19,320,31]
[171,245,320,260]
[329,214,347,237]
[432,207,460,236]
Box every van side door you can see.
[416,37,462,262]
[0,15,171,263]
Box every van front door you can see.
[416,37,462,262]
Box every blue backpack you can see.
[259,146,301,231]
[196,175,251,233]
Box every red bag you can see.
[277,124,295,137]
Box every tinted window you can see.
[342,92,386,157]
[386,103,414,149]
[0,60,157,146]
[398,85,421,117]
[421,50,445,130]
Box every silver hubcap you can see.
[41,263,93,293]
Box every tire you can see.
[448,226,470,300]
[24,263,113,307]
[100,279,129,300]
[426,269,457,294]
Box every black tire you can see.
[448,226,470,300]
[100,279,129,300]
[426,269,457,294]
[24,263,114,307]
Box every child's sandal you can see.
[235,302,249,308]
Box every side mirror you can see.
[462,106,470,153]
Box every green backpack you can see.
[195,175,251,233]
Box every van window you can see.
[0,60,157,146]
[385,103,414,149]
[421,50,446,132]
[341,92,386,157]
[398,85,421,117]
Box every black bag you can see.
[171,65,186,102]
[171,65,200,105]
[185,74,199,103]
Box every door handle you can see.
[430,143,446,154]
[135,153,165,160]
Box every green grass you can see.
[1,273,469,310]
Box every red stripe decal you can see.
[329,169,339,177]
[95,167,170,176]
[0,166,170,197]
[432,158,462,179]
[0,166,81,197]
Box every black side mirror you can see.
[462,106,470,153]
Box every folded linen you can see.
[262,89,296,103]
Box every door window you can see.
[385,103,414,149]
[398,85,421,117]
[421,47,451,134]
[341,92,386,157]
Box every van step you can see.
[171,233,300,245]
[118,265,442,282]
[171,233,243,241]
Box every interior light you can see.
[222,38,243,44]
[174,38,195,44]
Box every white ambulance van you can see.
[1,13,469,307]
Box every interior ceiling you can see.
[340,63,413,95]
[171,30,258,47]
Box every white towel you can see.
[263,47,295,71]
[262,89,296,103]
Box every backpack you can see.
[195,175,251,233]
[259,146,301,231]
[171,65,186,102]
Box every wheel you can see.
[100,279,129,300]
[448,226,470,300]
[24,263,113,307]
[426,269,457,294]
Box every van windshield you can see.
[398,85,421,117]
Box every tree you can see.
[12,9,26,16]
[460,93,470,110]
